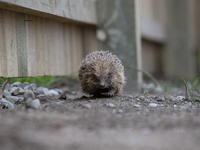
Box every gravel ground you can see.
[0,81,200,150]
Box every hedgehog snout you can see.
[99,83,106,88]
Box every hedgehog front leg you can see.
[101,89,116,97]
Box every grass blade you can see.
[181,77,189,98]
[191,97,200,101]
[190,77,199,93]
[125,66,161,87]
[0,91,21,108]
[143,87,151,96]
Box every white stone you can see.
[149,103,158,108]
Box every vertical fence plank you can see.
[0,9,7,77]
[97,0,142,92]
[75,25,83,73]
[54,21,65,76]
[82,26,97,57]
[25,15,36,77]
[16,12,28,77]
[3,10,18,77]
[70,25,82,76]
[164,0,196,79]
[63,23,72,75]
[34,16,44,76]
[41,18,50,76]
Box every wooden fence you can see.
[0,0,198,91]
[0,0,142,91]
[0,0,97,77]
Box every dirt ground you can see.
[1,79,200,150]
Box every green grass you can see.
[143,87,151,96]
[125,66,161,87]
[182,77,199,100]
[0,76,63,88]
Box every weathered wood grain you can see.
[0,6,97,78]
[97,0,142,91]
[3,9,18,77]
[82,26,97,57]
[34,16,44,76]
[25,15,37,77]
[63,23,72,75]
[41,18,50,76]
[70,25,82,76]
[16,12,28,77]
[0,9,7,77]
[0,0,97,25]
[164,0,196,79]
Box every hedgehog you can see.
[78,51,125,97]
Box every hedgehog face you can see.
[78,51,125,96]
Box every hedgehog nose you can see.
[100,83,105,88]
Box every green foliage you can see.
[143,87,151,96]
[164,84,171,97]
[182,77,199,99]
[191,97,200,101]
[1,76,63,88]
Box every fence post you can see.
[97,0,142,92]
[164,0,196,79]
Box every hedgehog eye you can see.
[82,67,85,71]
[107,74,110,79]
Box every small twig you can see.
[0,78,10,99]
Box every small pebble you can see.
[24,85,34,91]
[6,96,24,103]
[0,98,15,110]
[29,83,37,91]
[180,106,187,110]
[12,82,22,87]
[33,91,40,96]
[117,109,124,114]
[37,87,49,94]
[174,105,177,108]
[49,102,63,107]
[88,100,93,103]
[54,89,63,94]
[29,99,41,109]
[128,95,133,99]
[59,93,67,100]
[24,90,35,101]
[139,96,145,100]
[187,102,192,107]
[46,90,59,96]
[154,86,164,93]
[10,87,25,96]
[157,97,165,102]
[149,103,158,108]
[80,104,91,109]
[144,99,150,103]
[125,98,130,101]
[107,103,116,108]
[176,96,185,101]
[133,104,140,108]
[3,90,11,97]
[36,94,45,99]
[23,82,29,86]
